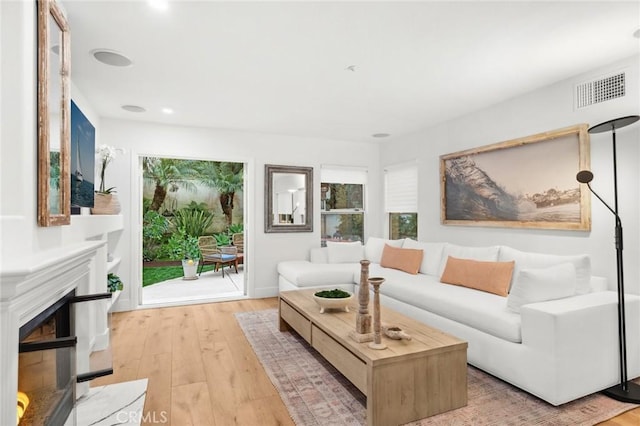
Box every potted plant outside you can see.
[165,227,201,280]
[181,257,199,280]
[180,233,200,280]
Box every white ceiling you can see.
[63,1,640,143]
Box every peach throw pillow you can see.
[380,244,424,275]
[440,256,515,296]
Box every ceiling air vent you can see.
[575,72,625,109]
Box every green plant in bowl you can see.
[313,289,353,313]
[314,289,352,298]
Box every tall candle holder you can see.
[349,260,374,343]
[368,277,386,350]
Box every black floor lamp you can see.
[576,114,640,404]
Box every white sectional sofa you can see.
[277,237,640,406]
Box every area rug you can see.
[235,309,639,426]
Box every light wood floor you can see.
[93,298,640,426]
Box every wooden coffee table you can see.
[279,289,468,426]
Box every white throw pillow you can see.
[438,243,500,276]
[326,241,364,263]
[402,239,446,276]
[507,263,577,313]
[364,237,403,264]
[499,246,591,294]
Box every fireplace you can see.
[0,241,113,426]
[18,290,77,425]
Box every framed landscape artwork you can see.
[70,100,96,208]
[440,124,591,231]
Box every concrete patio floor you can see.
[142,267,245,306]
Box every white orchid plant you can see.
[96,144,125,194]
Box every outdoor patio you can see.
[142,268,244,305]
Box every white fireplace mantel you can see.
[0,240,105,426]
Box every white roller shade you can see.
[385,163,418,213]
[321,165,367,184]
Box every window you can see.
[385,163,418,240]
[321,167,366,246]
[389,213,417,240]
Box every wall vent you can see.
[575,72,625,109]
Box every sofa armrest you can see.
[521,292,616,348]
[521,291,640,379]
[590,275,608,292]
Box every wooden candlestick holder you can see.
[368,277,386,350]
[349,260,374,343]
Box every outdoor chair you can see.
[232,233,244,266]
[197,236,238,277]
[232,233,244,253]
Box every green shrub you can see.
[173,208,214,238]
[228,223,244,235]
[214,232,230,246]
[143,210,170,261]
[162,227,200,260]
[184,200,209,212]
[142,198,152,215]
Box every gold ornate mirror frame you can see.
[37,0,71,226]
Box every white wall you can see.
[0,1,103,258]
[1,0,37,257]
[100,119,381,308]
[380,55,640,294]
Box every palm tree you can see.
[143,157,197,212]
[197,161,243,225]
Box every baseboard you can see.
[252,287,279,298]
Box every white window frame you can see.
[385,162,418,239]
[320,166,367,245]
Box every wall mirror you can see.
[37,0,71,226]
[265,164,313,233]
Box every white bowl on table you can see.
[312,291,353,313]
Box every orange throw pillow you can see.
[380,244,424,275]
[440,256,514,296]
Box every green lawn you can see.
[143,265,216,287]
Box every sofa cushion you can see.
[364,237,404,264]
[438,243,500,276]
[310,247,328,263]
[402,239,445,276]
[380,244,423,275]
[498,246,591,294]
[365,264,522,343]
[277,261,358,287]
[440,256,515,296]
[507,263,577,313]
[326,241,364,263]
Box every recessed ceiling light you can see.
[122,105,146,113]
[372,133,390,138]
[92,49,133,67]
[148,0,169,11]
[161,107,174,114]
[634,28,640,39]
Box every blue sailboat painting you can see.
[70,100,96,208]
